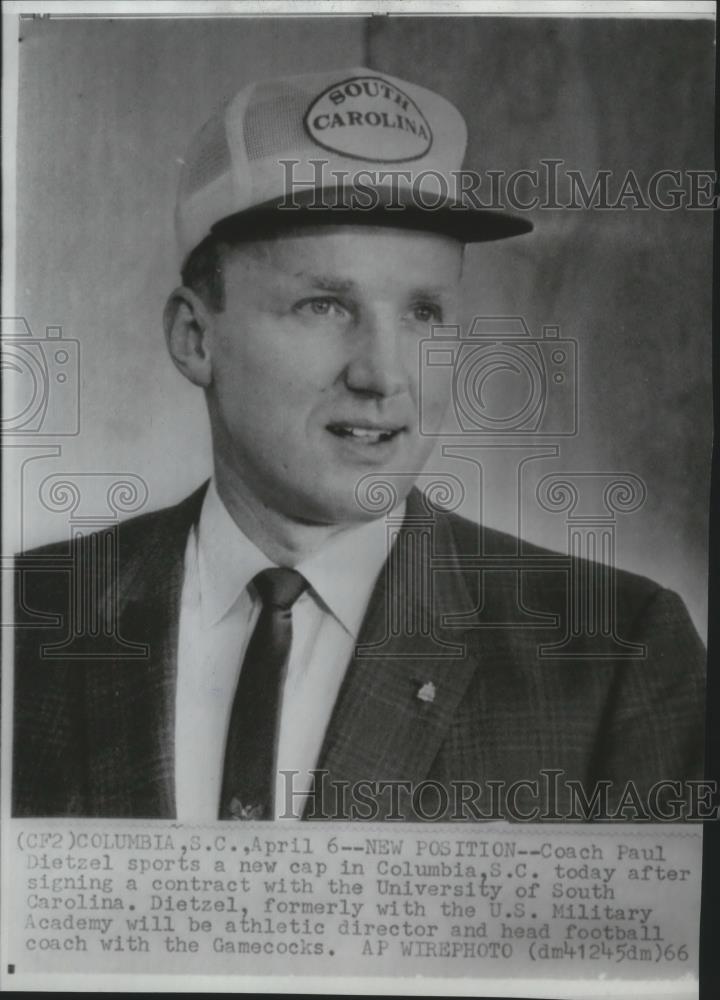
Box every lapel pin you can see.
[416,681,436,704]
[228,797,266,820]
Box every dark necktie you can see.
[219,567,308,820]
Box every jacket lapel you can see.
[84,485,208,817]
[314,490,480,818]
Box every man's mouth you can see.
[327,422,405,445]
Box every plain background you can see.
[9,13,714,634]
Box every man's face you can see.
[204,224,463,525]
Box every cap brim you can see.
[211,184,533,245]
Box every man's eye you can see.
[411,303,443,323]
[296,297,346,318]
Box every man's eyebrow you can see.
[292,277,456,299]
[407,285,456,300]
[294,274,356,294]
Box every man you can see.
[13,68,705,821]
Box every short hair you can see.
[179,221,310,312]
[180,224,281,312]
[180,234,226,313]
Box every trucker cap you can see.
[175,67,533,263]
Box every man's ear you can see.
[163,287,215,388]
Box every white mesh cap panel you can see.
[179,114,233,199]
[242,82,316,162]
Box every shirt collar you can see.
[297,506,402,640]
[196,479,403,637]
[196,481,274,628]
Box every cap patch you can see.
[304,75,433,163]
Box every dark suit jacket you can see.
[13,484,706,820]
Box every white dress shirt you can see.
[175,481,402,821]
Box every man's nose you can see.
[343,311,407,398]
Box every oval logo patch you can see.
[304,75,433,163]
